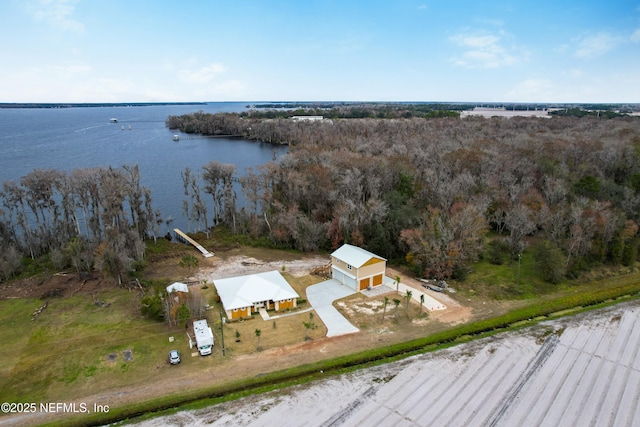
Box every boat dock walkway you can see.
[173,229,214,258]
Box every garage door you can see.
[372,274,383,286]
[332,268,357,290]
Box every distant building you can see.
[331,244,387,291]
[460,107,551,119]
[290,115,323,121]
[214,271,299,320]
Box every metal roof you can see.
[331,244,386,268]
[214,270,299,311]
[166,282,189,293]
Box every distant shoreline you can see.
[0,102,208,109]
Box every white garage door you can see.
[332,267,357,290]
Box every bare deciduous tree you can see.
[504,204,536,265]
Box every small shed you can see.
[214,271,299,320]
[331,244,387,291]
[166,282,189,294]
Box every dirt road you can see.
[132,300,640,427]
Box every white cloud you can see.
[503,70,640,103]
[7,62,90,84]
[449,31,519,68]
[212,79,247,95]
[26,0,84,32]
[174,61,248,100]
[505,78,555,102]
[554,43,570,54]
[454,34,499,48]
[564,68,584,78]
[54,64,92,74]
[179,63,227,84]
[574,32,623,58]
[476,18,505,27]
[0,56,249,102]
[74,78,137,102]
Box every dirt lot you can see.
[0,247,495,427]
[0,271,113,301]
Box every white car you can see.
[168,349,181,365]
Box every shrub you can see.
[141,290,164,321]
[179,254,199,269]
[533,241,566,284]
[622,240,639,267]
[487,239,508,265]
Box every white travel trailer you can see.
[193,319,214,356]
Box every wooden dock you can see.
[173,229,214,258]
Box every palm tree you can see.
[405,290,413,318]
[255,328,262,351]
[381,296,389,322]
[180,254,199,271]
[395,275,402,294]
[393,298,401,320]
[303,312,316,340]
[420,293,425,313]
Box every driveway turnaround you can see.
[306,279,359,337]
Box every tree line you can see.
[0,165,160,284]
[3,112,640,286]
[243,103,464,119]
[171,112,640,282]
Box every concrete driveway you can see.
[306,279,359,337]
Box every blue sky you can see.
[2,0,639,103]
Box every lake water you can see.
[0,103,286,233]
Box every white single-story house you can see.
[166,282,189,293]
[214,270,299,320]
[331,244,387,291]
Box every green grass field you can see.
[0,275,328,406]
[0,290,185,403]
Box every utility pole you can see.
[219,309,226,356]
[517,253,522,285]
